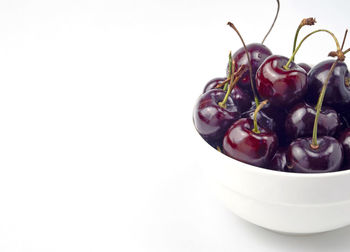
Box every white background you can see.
[0,0,350,251]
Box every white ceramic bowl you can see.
[194,128,350,234]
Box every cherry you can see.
[298,63,311,73]
[256,55,307,107]
[229,87,252,113]
[223,118,278,168]
[232,43,272,97]
[254,17,321,108]
[242,102,288,145]
[202,77,252,113]
[306,60,350,112]
[242,106,277,133]
[286,136,343,173]
[193,89,240,143]
[285,102,340,141]
[223,101,278,168]
[271,147,289,172]
[193,65,247,144]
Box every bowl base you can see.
[211,181,350,235]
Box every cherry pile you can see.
[193,0,350,173]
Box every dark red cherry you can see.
[242,107,277,132]
[306,60,350,112]
[203,77,226,93]
[285,102,340,141]
[298,63,311,73]
[231,43,272,97]
[286,136,343,173]
[193,89,241,143]
[271,147,290,172]
[202,78,252,113]
[338,129,350,166]
[229,87,252,113]
[243,103,288,146]
[256,55,307,108]
[223,118,278,168]
[242,103,282,132]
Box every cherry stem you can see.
[216,78,231,89]
[341,29,348,50]
[217,55,236,90]
[219,65,247,108]
[292,18,316,59]
[261,0,280,44]
[311,60,338,149]
[252,100,268,134]
[284,29,341,70]
[224,59,235,91]
[344,48,350,55]
[227,22,260,106]
[224,52,233,91]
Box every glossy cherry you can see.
[286,136,343,173]
[242,106,277,133]
[223,118,278,168]
[285,102,340,141]
[203,78,252,113]
[242,103,287,142]
[256,55,307,108]
[193,89,240,144]
[306,60,350,112]
[232,43,272,97]
[229,87,252,113]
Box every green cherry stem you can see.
[311,60,338,149]
[292,18,316,56]
[228,51,232,75]
[261,0,280,44]
[216,59,236,90]
[252,100,268,134]
[224,59,235,91]
[284,29,341,70]
[216,53,234,90]
[227,21,260,106]
[223,52,233,91]
[219,65,247,108]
